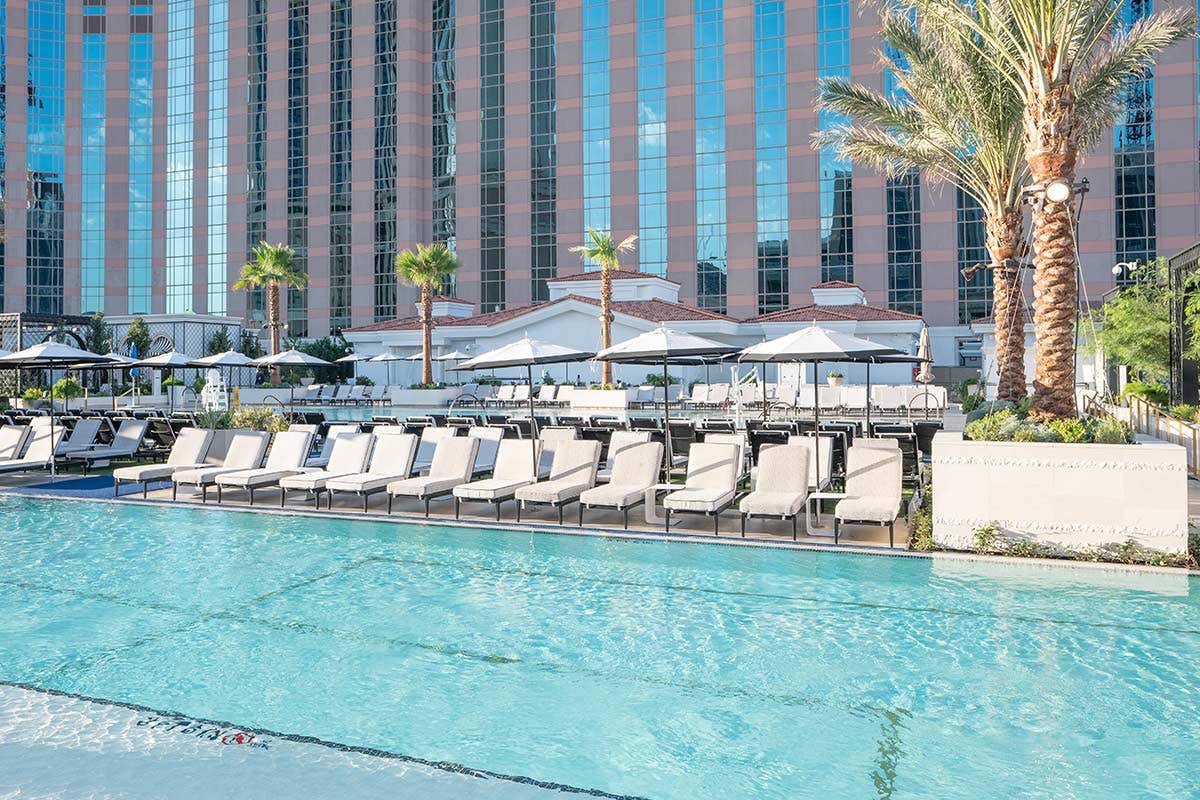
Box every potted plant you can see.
[826,371,845,387]
[17,387,46,410]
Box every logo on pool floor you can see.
[137,714,271,750]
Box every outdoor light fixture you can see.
[1044,179,1072,203]
[1112,260,1138,276]
[960,263,987,281]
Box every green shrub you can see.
[1012,422,1061,443]
[965,399,1014,424]
[230,407,284,431]
[908,502,936,551]
[355,375,375,386]
[960,393,984,414]
[1047,417,1089,443]
[50,377,83,400]
[973,523,999,553]
[22,387,46,402]
[1122,381,1169,407]
[196,410,231,429]
[1093,416,1133,444]
[965,409,1017,441]
[190,375,207,394]
[1170,404,1198,422]
[161,376,184,388]
[1014,395,1034,418]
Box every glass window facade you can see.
[818,0,853,283]
[127,0,153,314]
[694,0,727,313]
[166,0,194,313]
[26,0,66,314]
[886,170,922,316]
[479,0,505,312]
[81,0,106,314]
[287,0,309,336]
[245,0,267,316]
[329,0,353,330]
[374,0,398,321]
[529,0,557,302]
[955,188,992,325]
[206,0,228,314]
[432,0,457,295]
[636,0,666,277]
[581,0,609,270]
[754,0,787,314]
[1115,0,1155,284]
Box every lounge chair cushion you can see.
[387,475,462,498]
[740,444,809,517]
[739,491,805,517]
[515,477,590,505]
[453,477,531,501]
[579,483,646,510]
[663,488,735,513]
[215,467,305,488]
[114,462,208,483]
[834,494,899,522]
[170,465,244,486]
[279,471,356,491]
[325,472,405,494]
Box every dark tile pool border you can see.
[9,487,1198,579]
[0,679,651,800]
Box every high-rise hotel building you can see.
[0,0,1194,350]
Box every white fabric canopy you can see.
[192,350,255,368]
[595,326,737,364]
[738,324,901,363]
[451,337,592,371]
[250,349,332,367]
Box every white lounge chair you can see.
[278,432,375,508]
[707,383,731,407]
[0,425,31,461]
[386,436,480,517]
[555,384,574,407]
[700,431,747,478]
[595,430,652,483]
[683,384,709,409]
[324,431,419,512]
[171,430,272,502]
[67,419,150,474]
[579,441,663,529]
[467,425,504,474]
[818,385,843,412]
[514,439,602,524]
[305,423,361,468]
[487,385,515,407]
[842,385,869,414]
[56,418,102,455]
[453,439,540,520]
[787,435,835,493]
[662,442,740,535]
[512,384,532,404]
[834,446,904,547]
[341,384,368,405]
[214,429,314,504]
[0,424,64,475]
[536,384,558,405]
[113,427,214,498]
[739,444,810,540]
[537,425,577,477]
[412,425,459,473]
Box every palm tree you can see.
[234,241,309,386]
[569,229,638,386]
[920,0,1195,418]
[815,8,1030,401]
[395,243,461,386]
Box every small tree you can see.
[568,229,638,385]
[206,327,234,355]
[395,243,461,385]
[82,312,112,355]
[238,329,264,359]
[234,241,309,385]
[124,316,152,357]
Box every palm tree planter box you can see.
[388,387,461,407]
[568,388,631,412]
[931,432,1188,554]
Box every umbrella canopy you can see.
[101,351,138,365]
[132,351,195,369]
[434,350,471,361]
[451,336,593,371]
[192,350,255,368]
[404,352,425,361]
[594,327,738,364]
[368,352,404,362]
[0,341,114,366]
[336,352,371,363]
[915,327,934,384]
[250,349,332,367]
[738,324,901,363]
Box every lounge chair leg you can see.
[215,485,221,504]
[578,503,584,527]
[363,494,369,513]
[558,504,564,526]
[664,508,670,534]
[281,489,287,508]
[142,482,148,499]
[834,517,840,544]
[455,497,461,519]
[496,501,501,522]
[248,487,255,506]
[792,515,797,541]
[740,514,746,538]
[623,506,628,530]
[172,483,178,501]
[888,519,894,548]
[113,480,120,498]
[515,501,521,523]
[713,513,719,536]
[424,496,431,518]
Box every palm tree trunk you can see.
[985,208,1026,403]
[1025,83,1079,420]
[268,282,282,386]
[421,286,434,386]
[599,266,613,386]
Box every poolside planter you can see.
[569,389,631,412]
[387,387,462,407]
[931,431,1188,554]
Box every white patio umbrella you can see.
[433,350,471,384]
[451,337,594,475]
[369,351,404,387]
[738,324,902,490]
[250,349,333,410]
[336,352,371,383]
[131,351,198,413]
[595,327,738,480]
[0,342,115,476]
[190,350,256,416]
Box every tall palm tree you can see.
[569,229,638,385]
[920,0,1195,418]
[395,243,461,386]
[815,8,1030,401]
[234,241,309,386]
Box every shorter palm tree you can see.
[234,241,308,386]
[395,243,461,386]
[568,229,637,386]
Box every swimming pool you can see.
[1,495,1197,799]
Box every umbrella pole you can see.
[49,366,56,478]
[866,361,872,437]
[663,357,671,483]
[812,360,820,492]
[761,363,767,420]
[528,364,538,479]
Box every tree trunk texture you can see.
[985,208,1027,403]
[421,286,434,386]
[1025,80,1079,420]
[600,266,613,386]
[268,282,282,386]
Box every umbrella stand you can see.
[662,357,671,483]
[527,363,538,478]
[866,360,872,437]
[812,360,820,492]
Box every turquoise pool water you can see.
[1,495,1197,799]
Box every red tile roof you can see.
[811,280,862,289]
[746,303,923,323]
[547,269,681,285]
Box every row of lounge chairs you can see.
[139,423,904,544]
[0,416,171,476]
[682,382,948,413]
